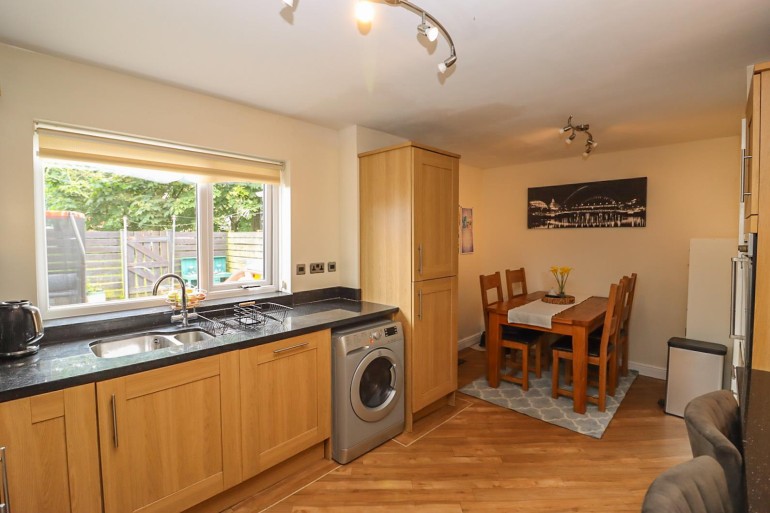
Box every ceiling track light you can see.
[382,0,457,73]
[559,115,598,157]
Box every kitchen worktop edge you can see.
[0,299,397,402]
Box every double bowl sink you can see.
[89,327,216,359]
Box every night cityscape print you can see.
[528,177,647,229]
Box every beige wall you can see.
[337,126,407,288]
[466,137,739,372]
[458,163,485,345]
[0,43,343,302]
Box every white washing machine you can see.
[332,320,405,464]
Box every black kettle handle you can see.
[22,304,44,343]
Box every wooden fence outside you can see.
[84,230,262,300]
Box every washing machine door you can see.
[350,347,402,422]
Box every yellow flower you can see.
[550,266,573,295]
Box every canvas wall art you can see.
[528,177,647,229]
[461,207,474,254]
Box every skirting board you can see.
[629,361,667,380]
[457,332,667,381]
[458,332,482,351]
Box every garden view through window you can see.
[43,161,268,308]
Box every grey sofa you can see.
[683,390,745,513]
[642,456,732,513]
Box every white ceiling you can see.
[1,0,769,168]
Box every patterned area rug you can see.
[459,370,638,439]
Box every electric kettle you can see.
[0,300,44,357]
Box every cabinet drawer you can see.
[253,331,321,364]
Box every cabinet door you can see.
[754,69,770,371]
[411,277,458,412]
[97,354,240,513]
[240,330,331,479]
[413,148,459,281]
[745,73,761,232]
[0,385,101,513]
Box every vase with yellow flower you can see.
[543,266,575,304]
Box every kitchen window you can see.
[34,123,283,318]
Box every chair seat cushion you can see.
[501,326,541,344]
[552,336,613,357]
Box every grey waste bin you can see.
[664,337,727,417]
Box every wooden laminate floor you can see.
[227,347,691,513]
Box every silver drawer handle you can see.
[1,446,10,513]
[273,342,309,354]
[111,394,119,448]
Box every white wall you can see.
[0,43,343,302]
[467,137,739,374]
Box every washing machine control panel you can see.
[340,323,402,351]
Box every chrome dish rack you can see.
[197,302,292,336]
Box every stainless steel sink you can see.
[89,327,216,358]
[169,329,215,344]
[89,333,180,358]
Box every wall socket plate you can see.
[309,262,325,274]
[296,264,306,275]
[328,261,336,272]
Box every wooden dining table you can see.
[487,291,609,414]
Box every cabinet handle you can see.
[273,342,309,354]
[418,289,423,320]
[741,149,753,201]
[0,446,10,513]
[418,244,423,276]
[730,256,748,340]
[111,394,119,448]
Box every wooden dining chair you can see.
[618,273,637,377]
[589,273,637,378]
[479,272,542,391]
[552,278,626,411]
[505,267,528,299]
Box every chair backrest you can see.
[684,390,744,513]
[621,272,637,331]
[598,278,626,356]
[479,272,504,336]
[642,456,733,513]
[505,268,528,299]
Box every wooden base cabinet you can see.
[96,354,240,513]
[0,384,102,513]
[239,330,331,479]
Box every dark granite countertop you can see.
[744,368,770,513]
[0,299,397,402]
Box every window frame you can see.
[33,126,283,320]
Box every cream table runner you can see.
[507,295,590,329]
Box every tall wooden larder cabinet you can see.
[359,142,459,430]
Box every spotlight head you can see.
[565,132,576,144]
[355,1,375,23]
[282,0,293,6]
[438,54,457,73]
[417,11,438,41]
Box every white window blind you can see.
[35,123,283,184]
